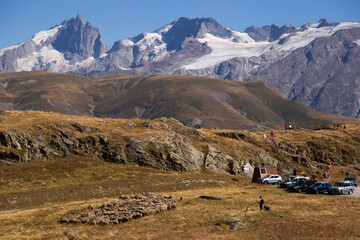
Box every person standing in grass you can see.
[259,196,264,211]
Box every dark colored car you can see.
[306,182,332,194]
[279,176,296,188]
[287,180,304,192]
[344,177,358,187]
[286,178,307,190]
[292,180,317,193]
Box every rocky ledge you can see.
[0,111,359,178]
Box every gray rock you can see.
[198,195,229,200]
[144,192,157,197]
[64,229,79,239]
[52,14,108,60]
[221,216,239,224]
[125,133,204,172]
[221,216,246,230]
[229,222,246,230]
[204,145,241,174]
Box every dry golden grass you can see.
[1,183,359,240]
[0,156,235,211]
[0,111,359,239]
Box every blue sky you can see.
[1,0,359,49]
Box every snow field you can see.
[184,22,360,70]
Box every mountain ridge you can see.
[0,71,358,130]
[1,15,360,119]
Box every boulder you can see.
[198,195,229,200]
[220,216,246,230]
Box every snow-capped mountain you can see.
[0,14,108,72]
[1,16,360,118]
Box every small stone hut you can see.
[251,167,278,182]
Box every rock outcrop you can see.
[0,111,359,178]
[52,14,108,61]
[220,216,246,230]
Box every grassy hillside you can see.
[0,158,359,239]
[0,111,359,239]
[0,71,358,130]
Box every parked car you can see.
[287,180,305,192]
[256,175,271,183]
[257,175,282,184]
[280,176,308,188]
[291,180,317,193]
[328,181,355,195]
[279,176,296,188]
[344,177,358,187]
[286,177,308,190]
[282,176,309,189]
[306,182,332,194]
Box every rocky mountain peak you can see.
[52,14,108,60]
[162,17,233,51]
[317,18,330,28]
[245,23,298,42]
[75,14,85,24]
[60,14,85,30]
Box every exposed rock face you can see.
[0,14,108,72]
[244,24,298,42]
[0,40,36,72]
[204,145,240,174]
[254,27,360,118]
[126,139,204,172]
[60,193,176,225]
[162,17,234,51]
[52,14,108,61]
[0,111,359,177]
[0,119,205,173]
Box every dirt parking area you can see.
[341,187,360,198]
[349,187,360,198]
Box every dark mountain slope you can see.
[0,71,357,130]
[254,27,360,118]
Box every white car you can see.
[261,175,282,184]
